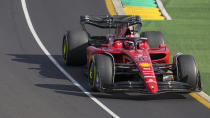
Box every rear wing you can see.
[80,15,142,28]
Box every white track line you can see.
[20,0,120,117]
[156,0,172,20]
[112,0,172,20]
[112,0,125,15]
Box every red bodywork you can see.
[86,25,170,93]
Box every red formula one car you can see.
[62,15,201,94]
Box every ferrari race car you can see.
[62,15,202,94]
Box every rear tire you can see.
[177,55,199,90]
[88,54,113,91]
[140,31,164,48]
[62,31,88,66]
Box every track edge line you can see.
[20,0,120,117]
[190,92,210,108]
[156,0,172,20]
[112,0,125,15]
[196,91,210,102]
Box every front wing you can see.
[101,81,199,94]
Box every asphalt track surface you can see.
[0,0,209,118]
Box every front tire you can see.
[177,55,199,90]
[89,54,113,91]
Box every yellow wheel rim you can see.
[90,61,96,87]
[63,41,67,55]
[64,36,69,63]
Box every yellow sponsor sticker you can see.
[140,63,150,67]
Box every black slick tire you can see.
[62,31,88,66]
[140,31,164,48]
[177,55,199,90]
[88,54,113,91]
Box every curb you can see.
[112,0,172,20]
[156,0,172,20]
[196,91,210,102]
[112,0,125,15]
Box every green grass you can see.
[141,0,210,94]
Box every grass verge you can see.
[141,0,210,94]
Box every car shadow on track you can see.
[35,83,187,101]
[9,54,187,101]
[8,54,67,80]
